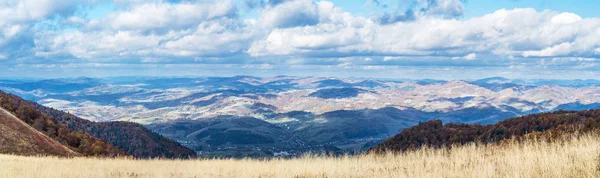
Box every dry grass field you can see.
[1,134,600,178]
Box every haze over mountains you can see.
[2,76,600,156]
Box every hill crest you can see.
[371,109,600,153]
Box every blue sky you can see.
[0,0,599,79]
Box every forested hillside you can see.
[0,90,196,158]
[372,109,600,153]
[0,107,78,156]
[32,101,197,158]
[0,91,126,156]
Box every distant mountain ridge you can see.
[4,75,599,124]
[3,76,600,157]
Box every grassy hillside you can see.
[0,107,76,156]
[371,109,600,153]
[0,90,196,158]
[1,133,599,177]
[0,91,127,157]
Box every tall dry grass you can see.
[2,134,600,178]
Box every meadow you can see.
[1,134,599,178]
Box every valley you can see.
[2,76,600,157]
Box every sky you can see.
[0,0,599,80]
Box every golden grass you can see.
[2,134,600,178]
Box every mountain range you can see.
[2,76,600,157]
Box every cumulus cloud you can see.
[249,8,600,62]
[0,0,96,59]
[105,1,237,32]
[33,0,260,62]
[257,0,350,28]
[551,12,582,24]
[0,0,90,21]
[259,0,319,28]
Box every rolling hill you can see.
[371,109,600,153]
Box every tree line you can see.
[371,109,600,153]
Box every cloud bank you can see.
[0,0,599,79]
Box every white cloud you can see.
[0,0,89,22]
[249,8,600,61]
[551,12,582,24]
[383,56,403,61]
[1,25,22,38]
[522,42,573,57]
[0,0,599,77]
[36,30,162,59]
[464,53,477,60]
[34,0,258,60]
[453,53,476,60]
[66,16,85,24]
[259,0,319,28]
[0,0,95,57]
[106,1,237,32]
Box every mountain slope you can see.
[0,90,195,158]
[0,91,127,157]
[30,100,197,158]
[0,107,77,156]
[65,119,197,158]
[371,109,600,153]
